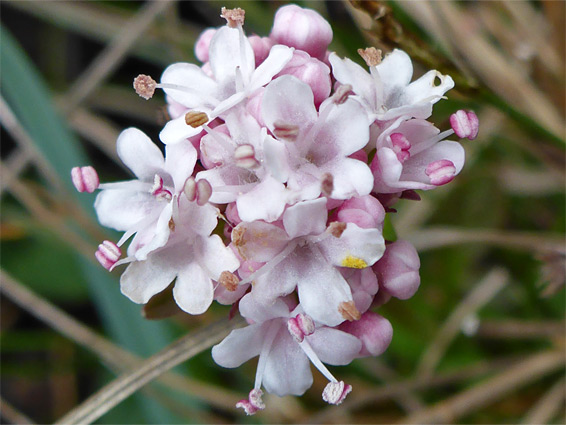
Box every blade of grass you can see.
[0,25,181,423]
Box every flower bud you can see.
[270,5,332,60]
[194,28,216,63]
[276,51,331,106]
[335,195,385,229]
[338,311,393,357]
[373,239,420,300]
[248,35,275,66]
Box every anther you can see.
[287,313,315,343]
[196,179,212,205]
[450,110,479,140]
[234,144,260,169]
[338,301,361,321]
[425,159,456,186]
[322,381,352,405]
[273,121,299,141]
[133,74,157,100]
[328,222,347,238]
[358,47,382,67]
[390,133,411,163]
[95,240,121,271]
[221,7,245,28]
[236,389,264,415]
[321,173,334,196]
[185,111,209,128]
[71,166,99,193]
[219,271,239,291]
[332,84,352,105]
[150,175,172,201]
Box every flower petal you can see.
[249,44,294,91]
[160,62,219,108]
[212,323,266,368]
[236,177,289,222]
[173,260,214,315]
[283,198,327,239]
[159,114,204,145]
[117,128,164,181]
[307,327,362,365]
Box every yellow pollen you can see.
[341,255,368,269]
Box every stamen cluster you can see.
[72,5,478,413]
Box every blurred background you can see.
[0,1,564,423]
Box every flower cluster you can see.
[72,5,478,413]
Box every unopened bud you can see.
[133,74,157,100]
[71,166,99,193]
[322,381,352,405]
[358,47,382,67]
[185,111,209,128]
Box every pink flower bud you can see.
[248,35,275,66]
[425,159,456,186]
[338,311,393,357]
[373,239,420,300]
[322,381,352,405]
[95,240,121,271]
[71,166,99,193]
[450,110,479,140]
[335,195,385,229]
[276,51,331,107]
[194,28,216,63]
[270,5,333,60]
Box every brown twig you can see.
[477,320,565,340]
[0,396,36,424]
[521,377,566,424]
[401,350,565,424]
[415,268,509,378]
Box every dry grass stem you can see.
[477,320,565,340]
[401,350,565,424]
[408,227,565,255]
[0,270,246,413]
[0,148,33,196]
[0,396,36,424]
[416,268,509,378]
[520,377,566,424]
[60,0,174,115]
[54,316,245,424]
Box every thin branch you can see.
[477,320,565,340]
[0,396,36,424]
[0,148,33,196]
[401,350,565,424]
[521,377,566,425]
[55,316,244,424]
[407,227,565,254]
[60,0,174,115]
[0,270,245,413]
[416,268,509,378]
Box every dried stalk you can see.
[54,316,244,424]
[60,0,174,115]
[416,268,509,378]
[521,377,566,424]
[0,396,36,424]
[477,320,565,340]
[401,350,565,424]
[0,270,245,413]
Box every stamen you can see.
[358,47,382,67]
[133,74,157,100]
[185,111,209,128]
[220,7,245,28]
[390,133,411,163]
[425,159,456,186]
[450,109,479,140]
[196,179,213,205]
[333,84,352,105]
[234,144,260,169]
[150,175,172,201]
[322,381,352,405]
[273,121,299,141]
[183,177,197,202]
[338,301,361,321]
[95,240,121,271]
[236,389,265,415]
[321,173,334,196]
[71,166,99,193]
[287,313,315,343]
[328,222,346,238]
[219,271,239,291]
